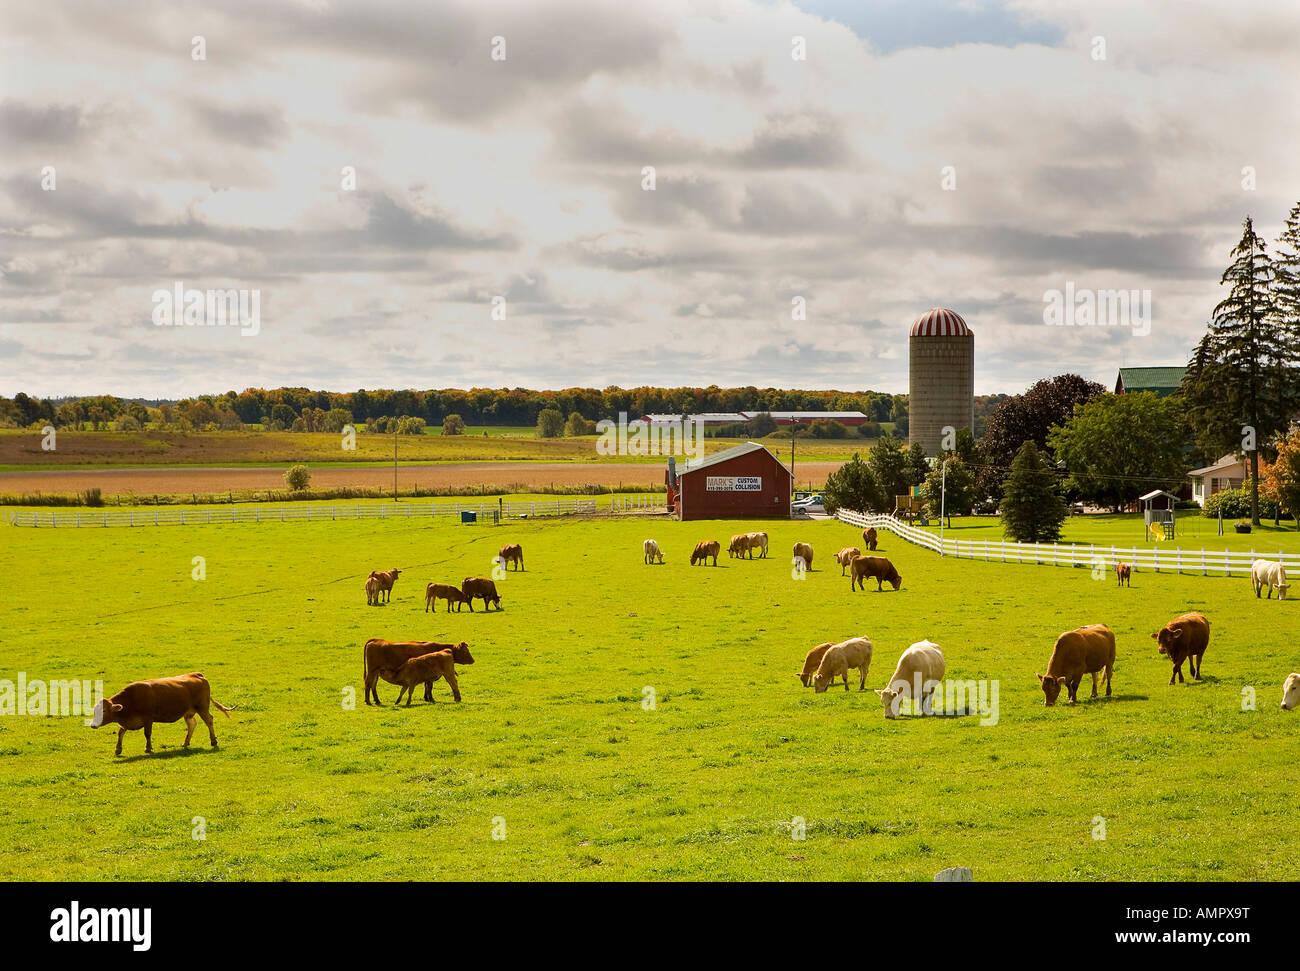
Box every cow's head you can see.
[89,699,121,728]
[1278,580,1290,601]
[797,672,813,687]
[813,671,834,693]
[888,570,902,591]
[1036,673,1067,706]
[1151,626,1182,656]
[1281,673,1300,711]
[451,642,475,665]
[874,687,904,718]
[392,569,402,578]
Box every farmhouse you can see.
[1188,453,1247,507]
[666,442,792,520]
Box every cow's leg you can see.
[1090,672,1099,698]
[115,726,126,756]
[143,723,153,754]
[445,670,461,702]
[183,714,196,747]
[1193,654,1202,679]
[842,672,849,691]
[423,680,434,703]
[199,708,218,747]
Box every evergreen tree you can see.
[821,453,885,514]
[868,435,911,504]
[921,456,976,527]
[1001,441,1066,544]
[905,442,930,486]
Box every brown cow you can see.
[690,541,720,566]
[1115,563,1131,587]
[850,555,901,591]
[425,582,468,613]
[392,650,465,705]
[363,639,474,705]
[797,642,834,687]
[90,673,234,756]
[862,527,878,551]
[365,574,383,606]
[792,542,814,571]
[835,547,862,576]
[367,568,401,603]
[1037,624,1115,706]
[727,534,749,558]
[462,576,502,611]
[1151,612,1210,685]
[498,544,524,571]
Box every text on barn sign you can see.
[706,476,762,491]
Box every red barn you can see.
[666,442,792,521]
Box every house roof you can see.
[740,411,867,420]
[675,441,791,477]
[1116,367,1186,396]
[1187,454,1246,477]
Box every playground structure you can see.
[1140,489,1178,541]
[893,488,927,524]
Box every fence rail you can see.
[608,493,666,514]
[3,498,598,528]
[835,509,1296,578]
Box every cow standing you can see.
[862,527,877,551]
[850,555,902,592]
[690,541,720,566]
[1150,612,1209,684]
[643,539,665,564]
[363,639,474,705]
[1115,563,1131,587]
[462,576,502,611]
[367,569,401,604]
[1037,624,1115,706]
[90,673,235,756]
[392,650,466,705]
[499,544,524,571]
[425,582,468,613]
[1251,559,1289,600]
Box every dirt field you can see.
[0,461,842,496]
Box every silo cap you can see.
[910,308,971,337]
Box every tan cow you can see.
[365,574,383,606]
[690,541,720,566]
[498,544,524,571]
[835,547,862,575]
[461,577,502,611]
[1282,673,1300,711]
[392,650,465,705]
[797,642,834,687]
[792,542,814,571]
[1150,612,1209,684]
[862,527,877,551]
[424,582,468,613]
[1037,624,1115,706]
[813,636,873,693]
[363,639,474,705]
[643,539,665,564]
[1115,563,1131,587]
[875,641,945,717]
[850,555,902,591]
[745,532,769,558]
[367,568,401,603]
[728,534,750,558]
[1251,559,1289,600]
[90,673,235,756]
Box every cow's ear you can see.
[1172,628,1184,639]
[1149,631,1157,639]
[1035,673,1045,684]
[873,689,884,696]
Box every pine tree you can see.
[1000,441,1066,543]
[905,442,930,486]
[822,453,885,514]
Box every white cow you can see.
[1282,673,1300,711]
[643,539,665,565]
[875,641,946,718]
[1251,559,1289,600]
[812,636,873,693]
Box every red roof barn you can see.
[667,442,793,521]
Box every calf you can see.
[367,568,401,603]
[365,574,383,606]
[862,527,877,551]
[850,555,902,592]
[792,542,814,571]
[498,544,524,571]
[1282,673,1300,711]
[813,636,873,693]
[835,547,862,576]
[392,650,464,705]
[1251,559,1289,600]
[797,642,834,687]
[424,582,468,613]
[363,639,474,705]
[643,539,665,564]
[874,641,945,718]
[1037,624,1115,706]
[690,541,720,566]
[90,672,234,756]
[462,576,502,611]
[1150,612,1210,685]
[1115,563,1131,587]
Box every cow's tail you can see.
[211,698,235,717]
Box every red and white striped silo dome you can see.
[909,308,971,337]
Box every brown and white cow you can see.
[462,576,502,611]
[425,582,468,613]
[850,555,901,592]
[367,568,401,603]
[392,649,466,705]
[1150,612,1209,685]
[90,673,234,756]
[1037,624,1115,706]
[363,639,474,705]
[498,544,524,571]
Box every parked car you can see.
[791,493,826,513]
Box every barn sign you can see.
[706,475,762,492]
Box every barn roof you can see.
[676,441,791,478]
[1115,367,1186,396]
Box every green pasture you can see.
[0,510,1296,881]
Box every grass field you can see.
[1,511,1297,881]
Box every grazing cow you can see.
[813,636,873,693]
[1115,563,1131,587]
[792,542,814,571]
[392,649,465,705]
[1037,624,1115,706]
[365,574,383,606]
[1251,559,1289,600]
[745,532,769,559]
[461,577,502,611]
[90,673,234,756]
[862,527,878,551]
[690,541,720,566]
[835,547,862,576]
[1281,673,1300,711]
[850,555,902,592]
[367,568,401,604]
[728,534,750,558]
[1150,612,1210,685]
[797,642,834,687]
[874,641,945,718]
[498,544,524,571]
[424,582,468,613]
[643,539,665,564]
[363,639,474,705]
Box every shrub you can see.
[284,465,312,491]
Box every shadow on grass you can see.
[116,745,220,763]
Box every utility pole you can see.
[790,417,801,492]
[393,427,398,501]
[939,458,949,552]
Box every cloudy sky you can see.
[2,0,1298,399]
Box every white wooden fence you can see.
[3,498,598,528]
[835,509,1297,578]
[608,493,665,513]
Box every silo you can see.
[908,308,974,457]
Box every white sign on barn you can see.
[706,476,762,492]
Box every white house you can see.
[1188,454,1247,507]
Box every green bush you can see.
[1202,482,1279,520]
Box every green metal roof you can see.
[1115,367,1186,396]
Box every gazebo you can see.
[1139,489,1178,541]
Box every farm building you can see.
[666,442,792,520]
[740,411,869,427]
[909,307,974,456]
[1114,366,1186,397]
[642,413,749,427]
